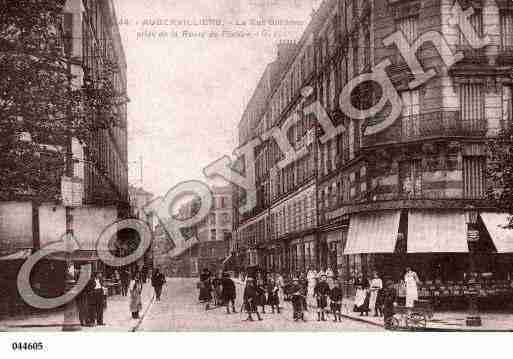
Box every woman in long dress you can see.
[129,278,143,319]
[404,267,420,308]
[306,268,317,306]
[368,271,383,316]
[353,274,370,316]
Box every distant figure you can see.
[382,280,397,329]
[369,271,383,316]
[129,278,143,319]
[289,278,306,322]
[198,268,212,310]
[266,277,280,314]
[243,278,262,321]
[221,272,237,314]
[314,274,330,321]
[151,268,166,302]
[90,272,106,326]
[306,267,317,306]
[120,269,130,296]
[329,280,343,322]
[404,267,420,308]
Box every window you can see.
[459,83,484,131]
[463,156,486,199]
[210,213,216,226]
[211,229,217,241]
[401,90,421,138]
[503,86,512,129]
[352,37,359,75]
[500,10,513,52]
[459,9,483,51]
[399,159,422,198]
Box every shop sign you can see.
[467,229,479,242]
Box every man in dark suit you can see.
[221,272,236,314]
[151,268,166,301]
[89,272,106,326]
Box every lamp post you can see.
[465,205,482,327]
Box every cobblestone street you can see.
[138,278,382,331]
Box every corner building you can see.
[234,0,513,308]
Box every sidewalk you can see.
[233,279,513,331]
[0,282,155,332]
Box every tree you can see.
[487,128,513,228]
[0,0,118,201]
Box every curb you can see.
[130,292,155,332]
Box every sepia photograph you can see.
[1,0,513,351]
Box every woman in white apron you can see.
[368,271,383,316]
[306,268,317,306]
[404,267,420,308]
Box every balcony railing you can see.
[363,111,487,147]
[401,111,487,140]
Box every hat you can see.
[246,277,255,282]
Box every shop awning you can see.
[0,249,31,261]
[407,210,468,253]
[344,211,401,254]
[480,212,513,253]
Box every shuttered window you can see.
[401,90,421,138]
[500,10,513,52]
[463,156,486,199]
[503,86,512,130]
[459,83,484,131]
[399,159,422,198]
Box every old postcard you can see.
[2,0,513,346]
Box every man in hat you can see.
[289,278,306,321]
[314,274,330,321]
[221,272,237,314]
[243,278,262,321]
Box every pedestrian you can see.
[354,273,370,316]
[382,280,397,329]
[212,271,223,307]
[369,271,383,316]
[89,272,106,326]
[77,268,94,326]
[221,272,237,314]
[120,269,130,297]
[243,278,262,321]
[404,267,420,308]
[151,268,166,302]
[329,280,343,322]
[314,274,330,321]
[256,271,267,314]
[326,267,335,290]
[266,277,280,314]
[306,267,317,306]
[275,272,285,304]
[198,268,212,309]
[299,272,308,311]
[289,278,306,321]
[129,277,143,319]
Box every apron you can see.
[405,272,419,308]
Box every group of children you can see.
[242,273,345,323]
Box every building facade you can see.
[155,186,233,277]
[233,0,513,300]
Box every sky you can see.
[113,0,320,197]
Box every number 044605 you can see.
[11,342,44,351]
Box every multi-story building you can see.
[233,0,513,303]
[155,186,233,277]
[0,0,130,315]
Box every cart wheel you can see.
[407,312,426,328]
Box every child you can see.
[329,280,343,322]
[266,278,280,314]
[314,274,331,321]
[289,278,306,322]
[243,278,263,321]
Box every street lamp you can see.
[465,204,482,327]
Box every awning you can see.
[480,212,513,253]
[344,211,401,254]
[0,249,31,261]
[407,210,468,253]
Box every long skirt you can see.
[369,289,379,311]
[405,286,418,308]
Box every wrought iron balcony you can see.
[363,111,487,147]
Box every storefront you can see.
[341,209,513,310]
